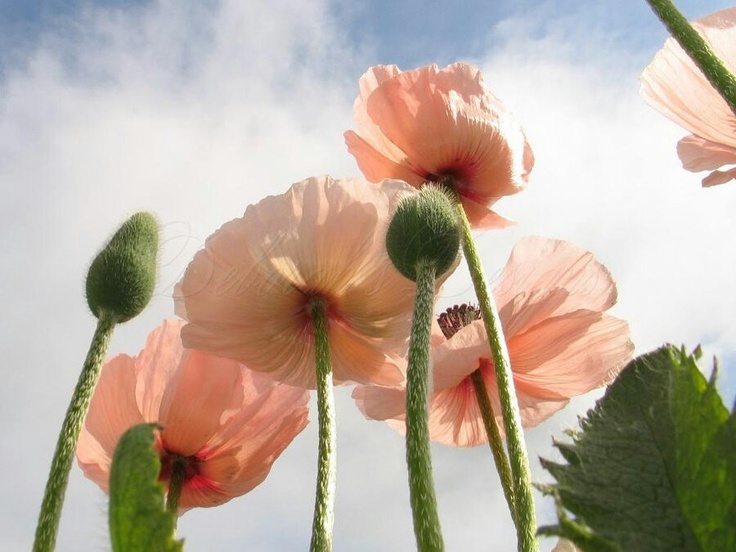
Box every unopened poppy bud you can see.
[386,186,460,282]
[86,212,159,322]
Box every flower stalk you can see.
[35,212,158,552]
[384,185,459,551]
[405,260,445,552]
[165,456,186,520]
[470,369,518,529]
[450,190,538,552]
[34,313,117,552]
[645,0,736,116]
[308,298,337,552]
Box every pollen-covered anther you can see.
[437,303,481,339]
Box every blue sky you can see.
[2,1,735,551]
[1,0,729,75]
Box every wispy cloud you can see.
[2,1,734,551]
[1,1,363,549]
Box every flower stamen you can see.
[437,303,481,339]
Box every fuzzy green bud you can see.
[86,212,159,323]
[386,186,461,282]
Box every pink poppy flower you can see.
[553,540,581,552]
[344,63,534,228]
[76,319,309,511]
[354,237,633,447]
[175,176,424,389]
[640,7,736,187]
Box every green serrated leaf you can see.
[540,344,736,552]
[109,423,183,552]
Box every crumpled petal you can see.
[424,370,569,447]
[640,7,736,183]
[345,63,533,228]
[431,321,488,392]
[354,237,632,447]
[344,130,420,185]
[677,134,736,171]
[510,312,633,400]
[702,167,736,187]
[136,320,187,422]
[76,355,145,492]
[495,237,617,337]
[80,355,146,457]
[553,539,582,552]
[158,349,244,456]
[177,176,422,389]
[677,134,736,186]
[77,320,309,512]
[352,384,406,422]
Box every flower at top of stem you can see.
[175,175,434,389]
[640,7,736,187]
[353,237,634,447]
[344,63,534,228]
[76,319,309,511]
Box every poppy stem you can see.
[645,0,736,116]
[451,196,538,552]
[470,370,518,529]
[34,313,117,552]
[165,456,186,523]
[405,260,445,552]
[308,299,336,552]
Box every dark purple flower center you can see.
[159,449,200,483]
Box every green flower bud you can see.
[386,185,460,282]
[86,212,159,322]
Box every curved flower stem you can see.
[470,369,518,529]
[308,299,336,552]
[34,313,117,552]
[645,0,736,116]
[450,195,538,552]
[166,456,186,525]
[406,260,445,552]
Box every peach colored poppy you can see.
[640,7,736,187]
[76,319,309,511]
[553,540,581,552]
[175,176,424,389]
[344,63,534,228]
[354,237,633,447]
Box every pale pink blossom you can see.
[345,63,534,228]
[76,320,309,511]
[553,540,581,552]
[640,7,736,186]
[354,237,633,447]
[176,176,425,389]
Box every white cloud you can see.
[3,1,734,551]
[465,15,736,374]
[1,1,362,550]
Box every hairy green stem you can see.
[645,0,736,116]
[34,313,117,552]
[452,198,537,552]
[470,369,518,528]
[406,261,445,552]
[165,456,186,523]
[309,299,336,552]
